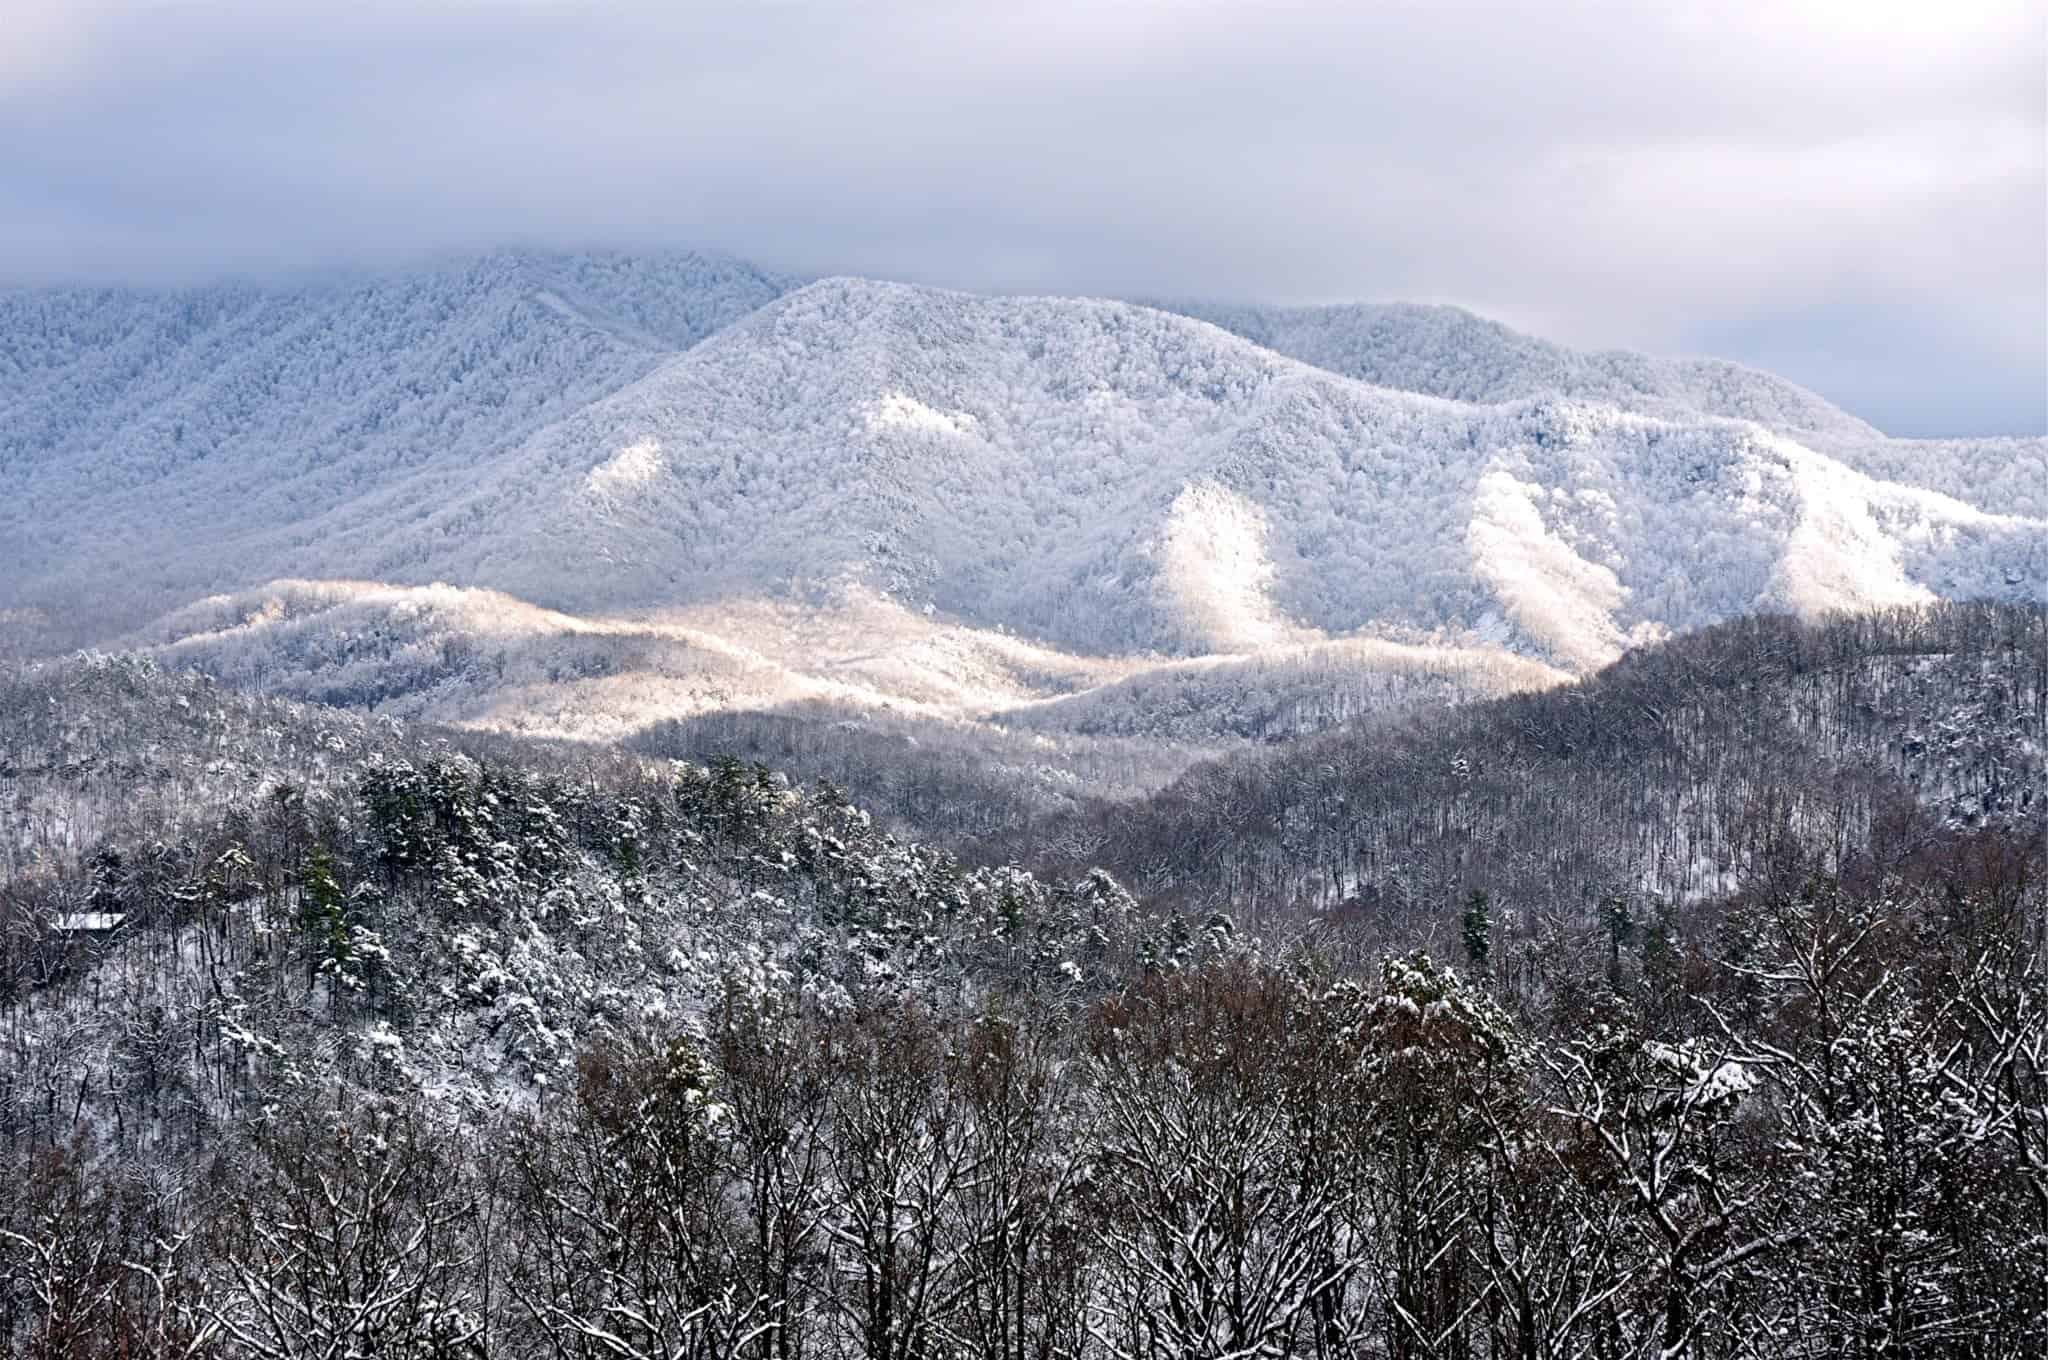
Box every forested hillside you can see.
[1158,299,1882,440]
[1159,300,2048,518]
[6,260,2042,688]
[273,277,2038,674]
[0,249,791,634]
[2,636,2044,1357]
[1038,602,2046,930]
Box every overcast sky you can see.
[3,0,2041,437]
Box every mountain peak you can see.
[4,252,2038,677]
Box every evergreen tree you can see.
[300,843,349,992]
[1460,888,1491,971]
[1601,894,1634,989]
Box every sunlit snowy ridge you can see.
[130,577,1562,755]
[3,253,2040,706]
[328,277,2041,676]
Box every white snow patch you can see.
[1647,1040,1756,1105]
[1157,481,1312,654]
[1769,440,1937,616]
[1467,468,1632,672]
[865,392,977,437]
[51,912,127,933]
[584,438,666,499]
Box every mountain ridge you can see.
[4,254,2040,702]
[0,248,795,625]
[328,275,2042,670]
[1155,297,1884,440]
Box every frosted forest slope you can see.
[1163,298,2048,516]
[0,248,793,621]
[3,256,2041,684]
[298,277,2045,673]
[1159,298,1882,440]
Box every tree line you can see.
[4,854,2043,1358]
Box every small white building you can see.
[50,912,128,935]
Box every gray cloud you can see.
[3,0,2041,436]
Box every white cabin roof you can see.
[51,912,127,933]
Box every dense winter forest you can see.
[1036,602,2046,914]
[2,600,2043,1358]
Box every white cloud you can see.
[0,0,2039,433]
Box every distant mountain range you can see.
[1157,298,1884,440]
[2,249,2040,734]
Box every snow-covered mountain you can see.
[0,248,793,622]
[7,252,2043,1360]
[1157,299,1883,440]
[3,254,2040,703]
[1162,298,2048,516]
[211,276,2036,670]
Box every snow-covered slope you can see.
[132,578,1121,738]
[1159,300,1885,440]
[4,265,2040,690]
[129,576,1559,755]
[0,248,793,616]
[285,278,2039,673]
[1161,298,2048,519]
